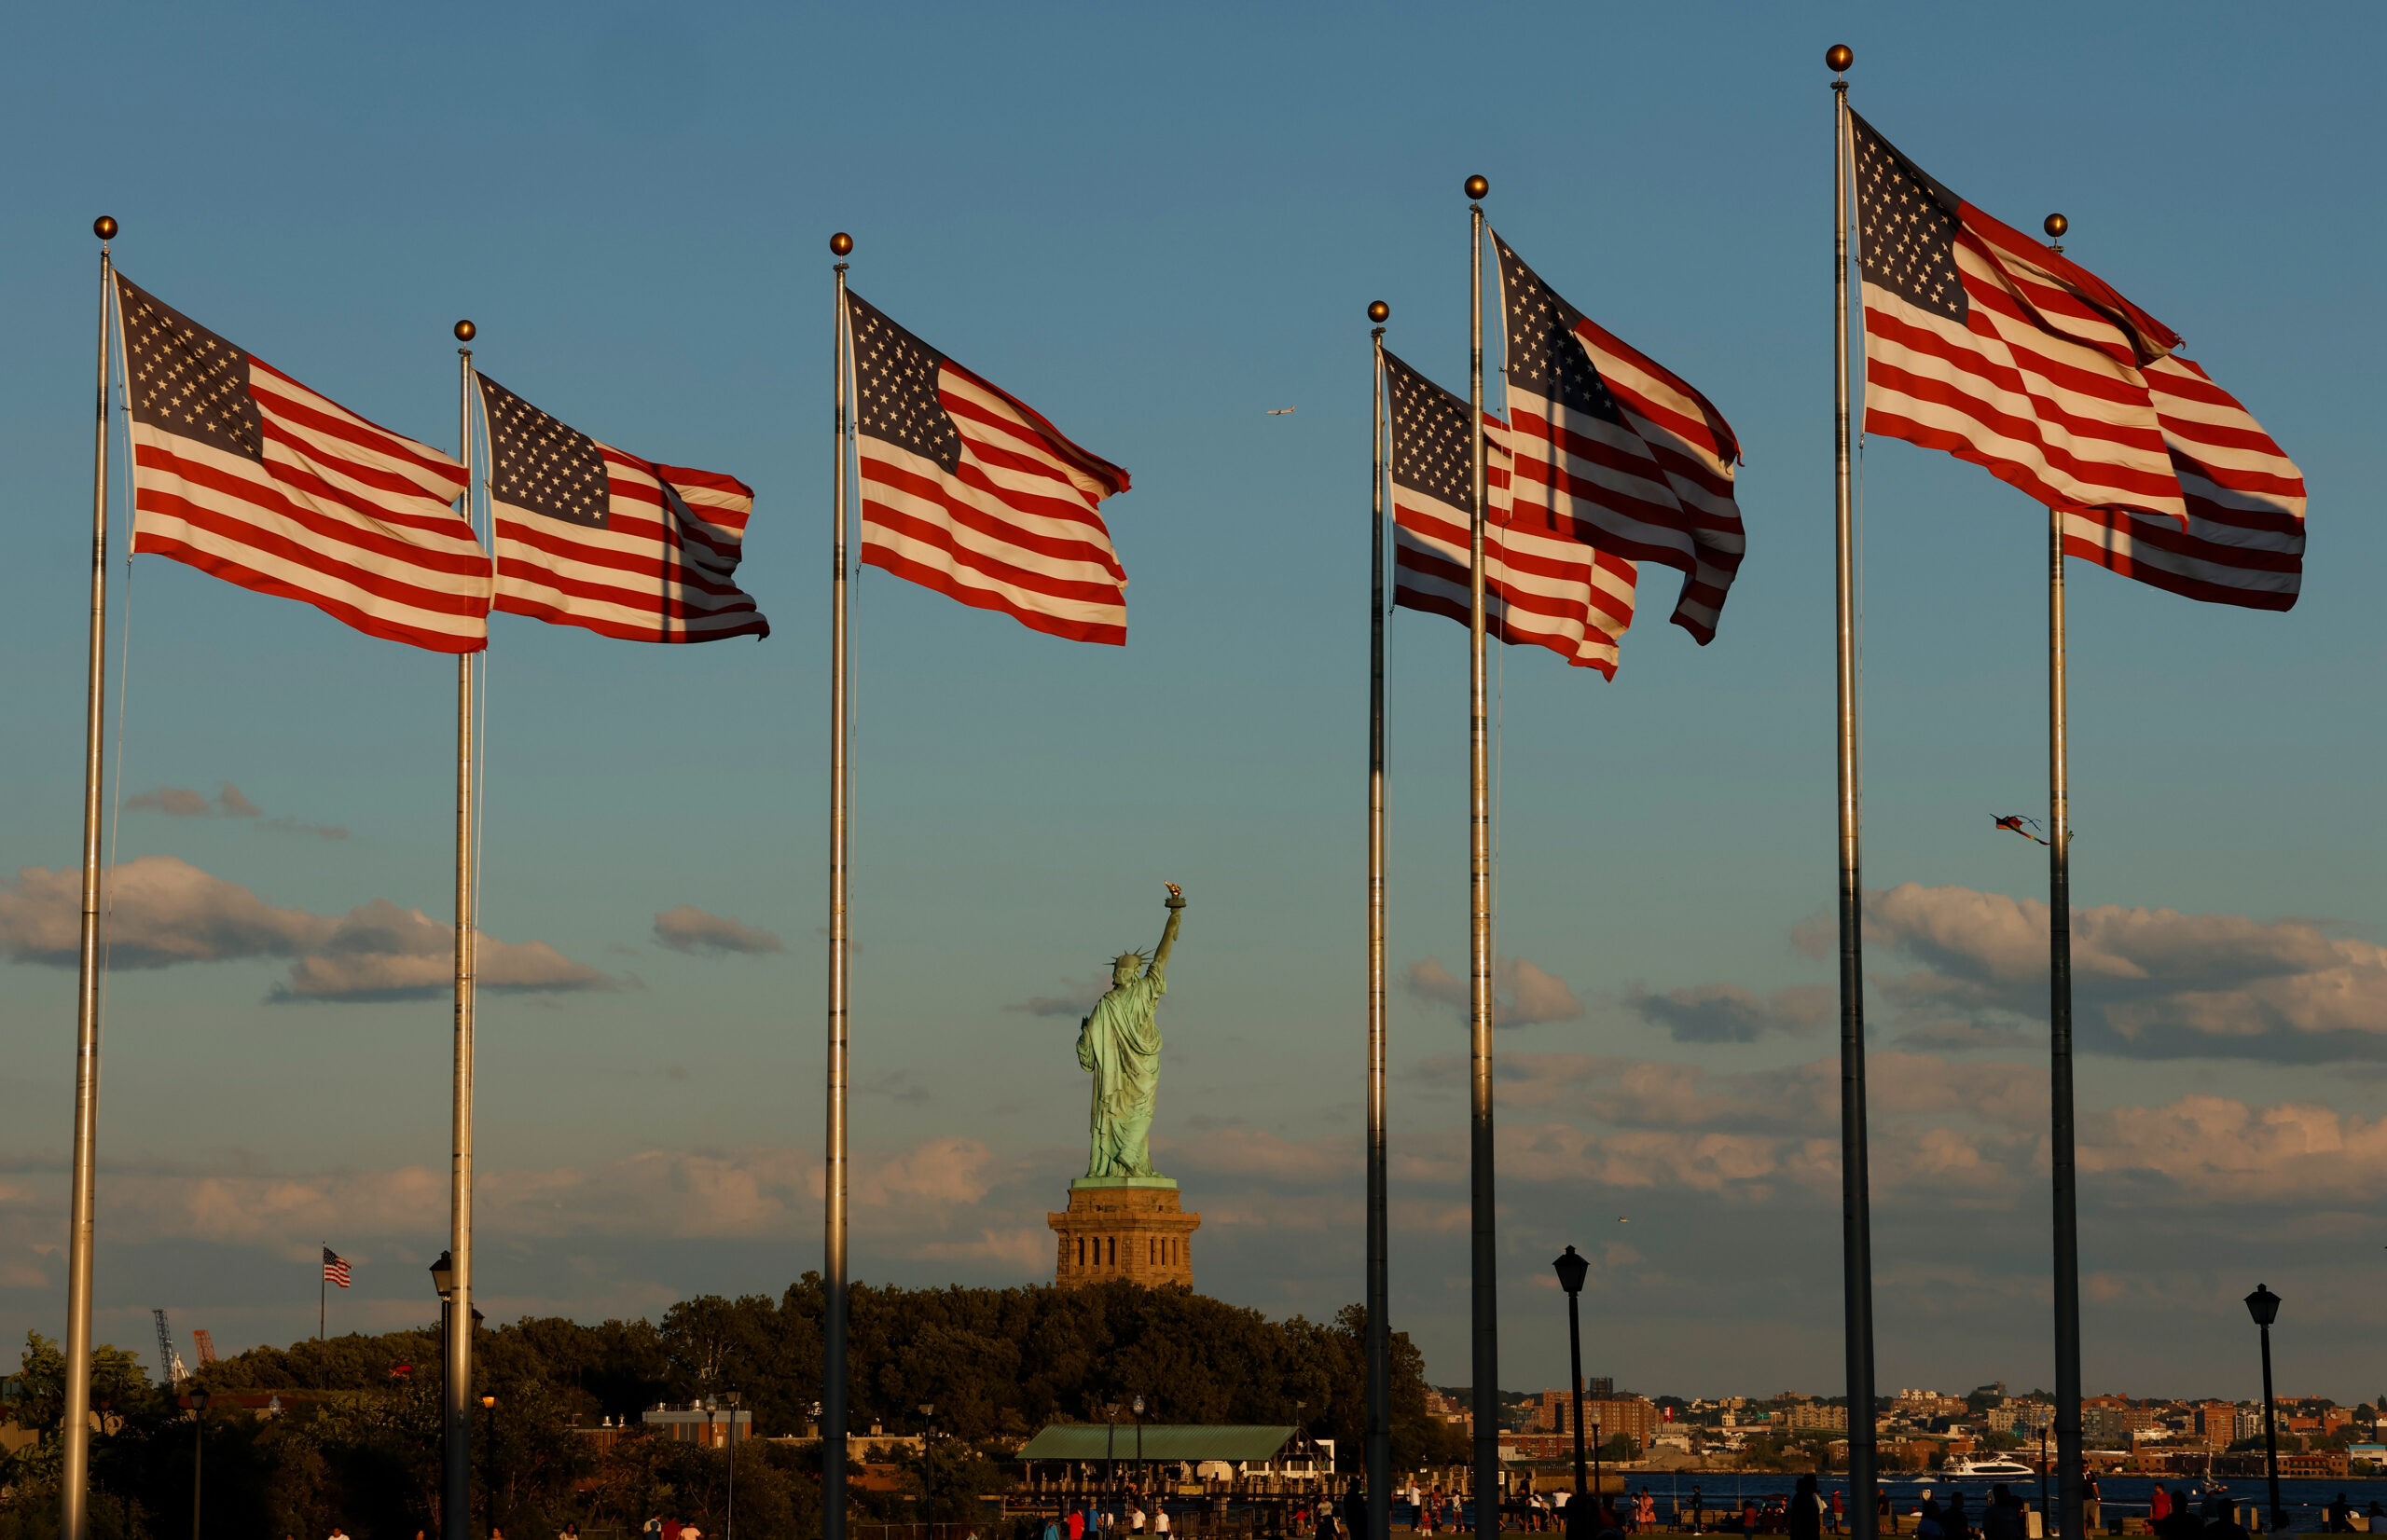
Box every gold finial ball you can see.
[93,215,117,241]
[453,320,476,342]
[1826,44,1853,74]
[1464,175,1489,201]
[1367,300,1390,323]
[2043,213,2068,241]
[830,231,854,256]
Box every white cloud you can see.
[0,857,608,1002]
[652,904,784,956]
[1867,882,2387,1060]
[1404,954,1584,1027]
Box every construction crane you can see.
[152,1308,190,1386]
[192,1328,218,1365]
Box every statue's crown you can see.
[1113,950,1146,970]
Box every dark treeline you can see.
[1,1277,1464,1540]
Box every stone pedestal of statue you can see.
[1047,1176,1200,1289]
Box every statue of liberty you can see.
[1075,885,1186,1179]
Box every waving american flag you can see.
[1852,110,2306,610]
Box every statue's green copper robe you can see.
[1077,961,1166,1177]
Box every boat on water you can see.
[1942,1455,2040,1479]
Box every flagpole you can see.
[1461,173,1498,1540]
[823,229,855,1540]
[59,213,119,1540]
[1364,297,1392,1540]
[444,317,478,1540]
[2038,213,2085,1540]
[1827,46,1881,1540]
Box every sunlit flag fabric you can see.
[1385,350,1634,679]
[846,292,1133,645]
[1491,233,1745,645]
[475,376,766,643]
[321,1247,351,1288]
[1851,111,2306,610]
[115,276,485,652]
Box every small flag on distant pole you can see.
[846,291,1133,644]
[322,1247,351,1288]
[115,276,487,651]
[476,375,768,643]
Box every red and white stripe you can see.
[322,1249,351,1288]
[124,345,484,652]
[2060,356,2307,610]
[1856,117,2305,609]
[1394,411,1636,680]
[1861,204,2186,522]
[858,355,1133,647]
[492,448,766,643]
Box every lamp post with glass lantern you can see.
[188,1386,210,1540]
[2244,1285,2283,1533]
[1135,1396,1147,1495]
[1552,1247,1592,1524]
[430,1253,455,1529]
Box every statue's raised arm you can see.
[1150,883,1186,983]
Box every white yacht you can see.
[1943,1455,2038,1479]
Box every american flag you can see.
[477,376,767,643]
[116,276,486,653]
[1491,232,1745,645]
[847,292,1133,645]
[1386,350,1633,679]
[1851,111,2306,610]
[322,1247,351,1288]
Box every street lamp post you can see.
[919,1403,937,1533]
[727,1391,742,1540]
[189,1387,210,1540]
[429,1254,455,1535]
[2245,1286,2283,1533]
[1552,1247,1592,1530]
[1135,1396,1147,1495]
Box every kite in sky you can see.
[1994,815,2050,846]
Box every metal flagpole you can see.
[1827,46,1880,1540]
[60,213,120,1540]
[1364,297,1392,1540]
[2038,212,2084,1540]
[1461,172,1499,1540]
[444,318,480,1540]
[823,229,856,1540]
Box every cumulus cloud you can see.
[1629,982,1831,1043]
[1867,882,2387,1061]
[1405,954,1584,1027]
[51,1135,1007,1249]
[0,856,607,1002]
[652,904,784,956]
[1416,1046,2385,1214]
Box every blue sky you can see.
[3,1,2381,1409]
